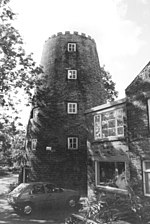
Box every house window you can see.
[143,160,150,196]
[67,70,77,79]
[67,103,77,114]
[96,161,126,189]
[68,137,78,150]
[31,139,37,151]
[94,108,124,139]
[68,43,76,52]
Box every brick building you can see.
[86,61,150,197]
[25,30,150,198]
[26,32,106,194]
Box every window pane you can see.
[95,115,100,122]
[32,184,45,194]
[108,128,116,136]
[95,115,101,139]
[117,127,124,135]
[117,162,125,174]
[117,119,123,126]
[108,111,115,119]
[145,162,150,170]
[145,173,150,194]
[102,120,108,129]
[108,120,115,128]
[102,129,109,138]
[116,109,123,118]
[100,162,115,183]
[99,162,125,188]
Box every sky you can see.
[10,0,150,99]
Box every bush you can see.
[65,186,150,224]
[8,182,18,193]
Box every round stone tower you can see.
[26,31,106,194]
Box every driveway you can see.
[0,172,80,224]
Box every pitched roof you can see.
[125,61,150,93]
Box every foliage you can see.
[0,111,27,167]
[66,185,150,224]
[8,181,18,193]
[0,0,44,105]
[0,0,45,167]
[101,65,118,102]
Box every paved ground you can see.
[0,172,79,224]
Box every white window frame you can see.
[68,43,76,52]
[0,141,3,149]
[94,108,124,140]
[31,139,37,151]
[68,137,78,150]
[46,146,52,151]
[143,160,150,196]
[67,70,77,79]
[67,103,77,114]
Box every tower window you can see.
[67,103,77,114]
[67,70,77,79]
[33,108,38,119]
[68,137,78,150]
[143,160,150,196]
[31,139,37,151]
[68,43,76,52]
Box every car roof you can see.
[24,182,55,185]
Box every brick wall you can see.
[126,61,150,195]
[26,32,106,194]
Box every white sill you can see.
[94,136,125,142]
[96,185,128,195]
[144,193,150,197]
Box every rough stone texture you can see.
[26,32,106,194]
[125,61,150,196]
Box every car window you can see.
[45,184,56,193]
[11,183,29,194]
[32,184,45,194]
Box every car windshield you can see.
[11,183,29,194]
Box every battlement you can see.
[45,31,95,43]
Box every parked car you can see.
[7,182,80,215]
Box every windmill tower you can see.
[26,31,106,193]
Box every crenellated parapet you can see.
[45,31,95,43]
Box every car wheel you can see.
[22,203,33,215]
[67,197,77,208]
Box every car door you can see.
[30,183,47,208]
[44,184,65,207]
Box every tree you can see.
[101,65,118,101]
[0,0,44,167]
[0,0,44,105]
